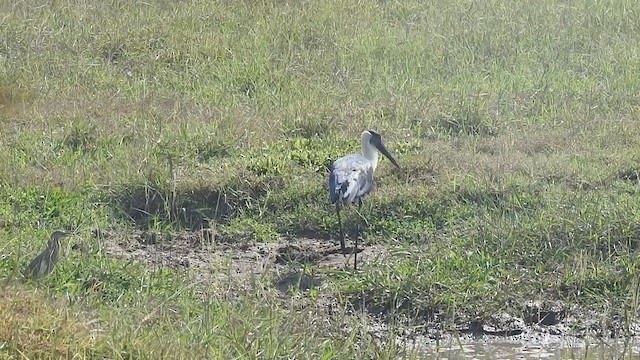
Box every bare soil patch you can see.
[100,228,385,289]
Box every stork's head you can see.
[361,130,400,169]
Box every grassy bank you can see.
[2,0,640,357]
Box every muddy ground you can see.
[92,228,640,358]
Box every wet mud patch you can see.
[367,307,640,359]
[360,295,640,341]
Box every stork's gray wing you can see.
[329,154,374,206]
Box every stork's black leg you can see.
[336,203,346,256]
[353,204,370,271]
[354,224,358,270]
[355,202,370,228]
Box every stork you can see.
[329,130,399,269]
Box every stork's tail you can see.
[332,180,356,206]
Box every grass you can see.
[2,0,640,357]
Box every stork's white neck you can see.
[361,135,379,171]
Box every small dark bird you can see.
[23,230,72,280]
[328,130,400,270]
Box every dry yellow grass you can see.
[0,285,101,358]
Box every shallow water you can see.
[411,335,640,359]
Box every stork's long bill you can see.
[371,136,399,168]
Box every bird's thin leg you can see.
[354,224,358,270]
[353,206,370,271]
[336,203,346,256]
[355,197,370,226]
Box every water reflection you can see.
[413,336,639,359]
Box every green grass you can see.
[2,0,640,357]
